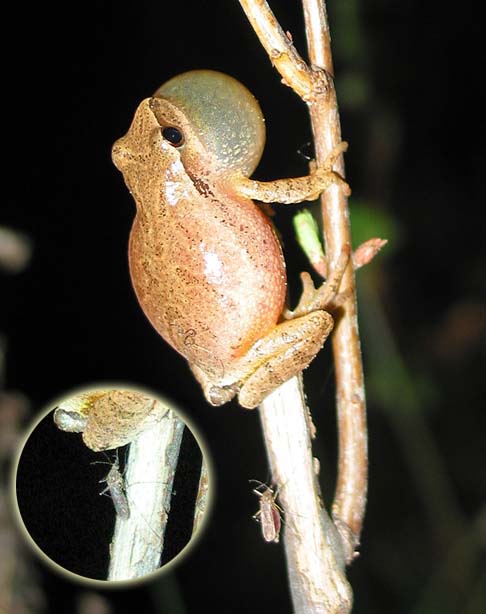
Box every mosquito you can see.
[96,451,130,520]
[250,481,283,544]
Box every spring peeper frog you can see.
[112,70,349,409]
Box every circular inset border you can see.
[9,382,215,588]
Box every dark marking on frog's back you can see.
[192,176,215,198]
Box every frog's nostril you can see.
[112,141,132,169]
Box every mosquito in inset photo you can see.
[97,451,130,520]
[250,480,284,544]
[91,448,131,520]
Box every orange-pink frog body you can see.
[112,70,348,408]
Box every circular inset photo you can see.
[11,386,212,586]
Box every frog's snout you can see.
[112,138,132,171]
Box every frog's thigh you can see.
[238,310,334,409]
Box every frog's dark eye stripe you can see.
[162,126,184,147]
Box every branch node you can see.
[332,516,360,565]
[309,64,333,98]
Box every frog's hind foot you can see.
[207,384,239,406]
[190,363,239,406]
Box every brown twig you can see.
[240,0,369,609]
[239,0,316,99]
[240,0,370,611]
[293,208,387,278]
[302,0,367,560]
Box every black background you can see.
[2,1,484,613]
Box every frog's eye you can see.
[161,126,184,147]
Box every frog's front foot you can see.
[286,247,351,319]
[314,142,351,198]
[207,384,240,406]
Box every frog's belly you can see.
[128,207,286,377]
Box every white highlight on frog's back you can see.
[164,159,189,206]
[164,180,181,206]
[99,459,130,520]
[200,242,224,285]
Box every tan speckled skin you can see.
[113,71,338,407]
[54,391,168,451]
[128,186,286,376]
[113,78,286,383]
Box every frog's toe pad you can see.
[207,384,238,406]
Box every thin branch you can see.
[239,0,315,99]
[240,3,354,609]
[240,0,369,609]
[108,408,184,581]
[302,0,367,559]
[259,378,351,612]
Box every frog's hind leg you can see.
[238,310,334,409]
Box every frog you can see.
[112,69,350,409]
[53,390,167,451]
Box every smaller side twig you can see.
[294,209,387,278]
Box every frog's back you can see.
[129,191,286,375]
[118,71,287,377]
